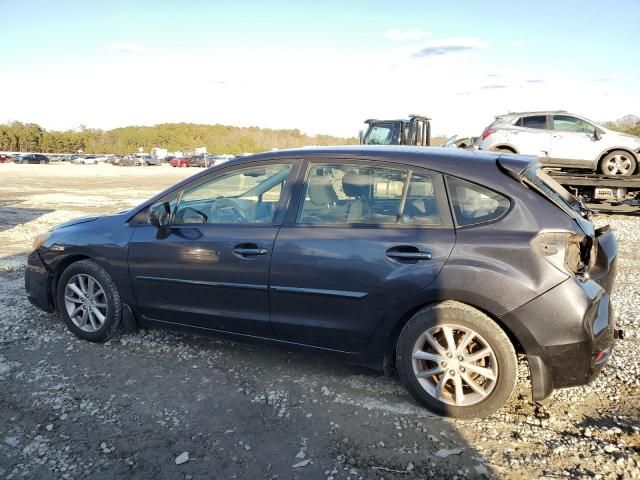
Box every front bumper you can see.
[25,250,55,312]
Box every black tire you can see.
[56,260,122,342]
[599,150,636,176]
[396,301,517,419]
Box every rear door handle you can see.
[232,244,268,258]
[386,247,432,261]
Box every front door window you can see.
[172,164,291,224]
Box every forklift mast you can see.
[360,114,431,147]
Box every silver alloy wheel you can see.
[604,154,633,175]
[412,324,498,407]
[64,274,108,332]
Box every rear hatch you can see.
[498,156,617,290]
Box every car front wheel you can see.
[599,150,636,176]
[56,260,122,342]
[396,301,517,419]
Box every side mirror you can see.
[148,201,171,228]
[593,129,602,141]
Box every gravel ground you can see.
[0,163,638,479]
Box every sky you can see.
[1,0,639,138]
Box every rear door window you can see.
[516,115,547,129]
[446,177,510,226]
[298,163,444,226]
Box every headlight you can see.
[32,232,51,251]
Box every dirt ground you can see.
[0,163,638,479]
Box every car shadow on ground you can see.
[0,204,54,234]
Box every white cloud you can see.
[101,43,146,54]
[412,37,490,57]
[512,40,524,48]
[384,28,430,41]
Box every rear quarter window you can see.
[446,177,510,226]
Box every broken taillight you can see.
[531,232,593,280]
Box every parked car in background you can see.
[478,110,640,176]
[105,156,124,165]
[170,157,190,168]
[117,155,161,167]
[72,156,97,165]
[25,146,618,418]
[135,155,161,166]
[0,153,13,163]
[14,153,50,164]
[188,156,209,168]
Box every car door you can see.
[268,159,455,352]
[549,114,601,166]
[510,115,552,160]
[128,161,298,335]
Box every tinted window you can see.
[172,164,291,224]
[552,115,596,134]
[517,115,547,129]
[299,164,442,225]
[447,177,510,226]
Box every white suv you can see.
[478,111,640,176]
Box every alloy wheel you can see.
[64,274,108,332]
[412,324,498,406]
[604,154,633,175]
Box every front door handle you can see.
[232,243,268,258]
[386,246,432,261]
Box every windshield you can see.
[522,164,586,218]
[365,123,396,145]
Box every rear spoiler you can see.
[496,154,538,177]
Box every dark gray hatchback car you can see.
[25,146,617,418]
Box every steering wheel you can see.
[209,197,247,223]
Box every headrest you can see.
[342,172,370,198]
[308,176,339,205]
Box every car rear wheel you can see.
[396,301,517,418]
[56,260,122,342]
[599,150,636,176]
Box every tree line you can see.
[603,116,640,136]
[2,117,637,156]
[0,121,358,155]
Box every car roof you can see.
[497,110,567,119]
[225,145,533,178]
